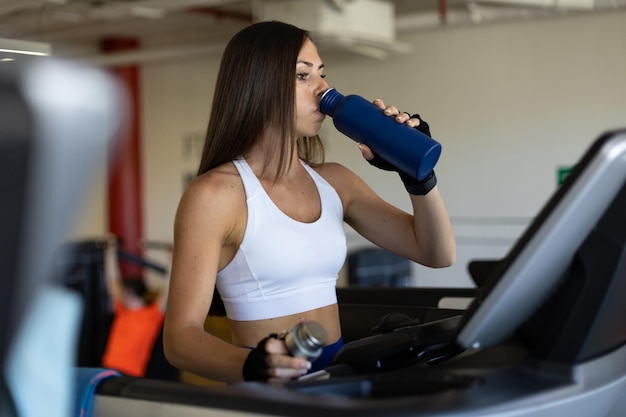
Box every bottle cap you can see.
[284,321,328,360]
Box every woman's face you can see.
[295,38,330,138]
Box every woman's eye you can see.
[320,74,326,79]
[297,73,309,80]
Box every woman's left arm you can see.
[319,102,456,268]
[323,162,455,268]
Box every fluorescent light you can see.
[0,38,51,57]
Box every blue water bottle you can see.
[319,88,441,180]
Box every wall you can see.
[70,10,626,288]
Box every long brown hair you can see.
[201,21,326,316]
[197,20,325,180]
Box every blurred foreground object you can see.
[0,58,127,417]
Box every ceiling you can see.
[0,0,623,64]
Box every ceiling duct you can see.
[258,0,410,60]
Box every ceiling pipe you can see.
[0,1,48,16]
[185,6,253,22]
[79,41,227,66]
[88,0,245,20]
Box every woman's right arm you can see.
[163,172,251,383]
[163,171,309,383]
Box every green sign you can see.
[557,166,573,185]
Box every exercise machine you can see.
[93,130,626,416]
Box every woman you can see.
[163,20,456,384]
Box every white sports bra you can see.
[216,158,347,321]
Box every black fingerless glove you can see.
[408,113,431,137]
[242,334,277,382]
[366,113,437,196]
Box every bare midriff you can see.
[228,303,341,348]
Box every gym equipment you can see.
[57,241,170,368]
[92,128,626,417]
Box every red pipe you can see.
[439,0,448,25]
[101,37,144,279]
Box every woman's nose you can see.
[317,77,330,96]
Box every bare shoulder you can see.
[175,162,245,231]
[313,161,354,183]
[313,161,368,196]
[185,162,242,200]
